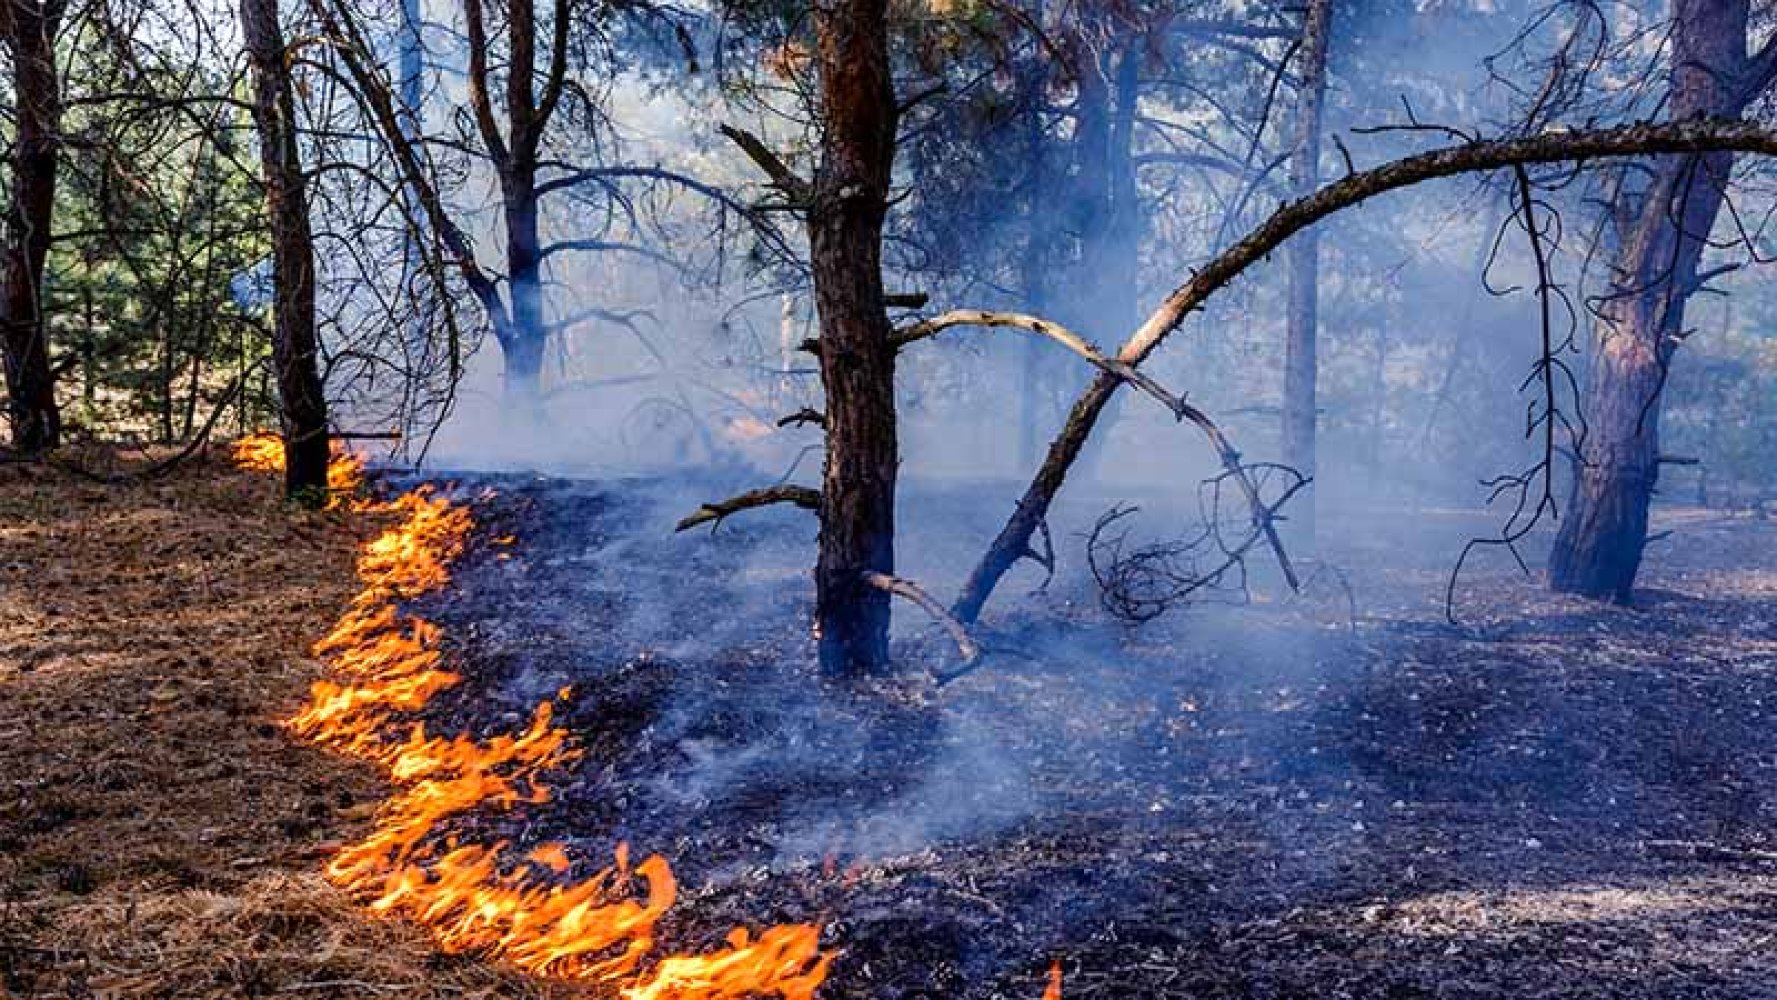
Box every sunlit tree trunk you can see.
[0,0,65,454]
[1282,0,1331,544]
[242,0,330,504]
[810,0,898,675]
[1549,0,1761,600]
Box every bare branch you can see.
[675,485,820,531]
[861,571,980,667]
[719,123,812,206]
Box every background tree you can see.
[242,0,329,502]
[1548,0,1777,600]
[0,0,67,453]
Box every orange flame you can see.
[1042,961,1062,1000]
[232,431,368,503]
[238,437,832,996]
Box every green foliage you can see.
[24,24,276,446]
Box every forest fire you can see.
[236,434,832,997]
[231,430,364,500]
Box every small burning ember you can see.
[237,436,832,997]
[1042,961,1062,1000]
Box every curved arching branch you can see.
[953,117,1777,625]
[861,571,981,667]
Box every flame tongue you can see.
[237,435,831,996]
[1042,961,1062,1000]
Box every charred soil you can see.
[415,476,1777,1000]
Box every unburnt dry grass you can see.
[0,452,554,1000]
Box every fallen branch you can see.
[862,570,981,667]
[675,485,820,532]
[893,310,1184,417]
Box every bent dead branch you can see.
[953,117,1777,625]
[675,485,820,532]
[861,571,981,668]
[896,309,1300,603]
[1088,466,1311,623]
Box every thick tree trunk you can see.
[809,0,898,675]
[1282,0,1332,544]
[1549,0,1751,600]
[243,0,330,504]
[0,0,64,454]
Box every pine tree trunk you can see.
[243,0,330,504]
[810,0,898,675]
[0,0,64,454]
[503,173,547,400]
[1282,0,1332,544]
[1549,0,1750,600]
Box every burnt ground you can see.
[409,473,1777,1000]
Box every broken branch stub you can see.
[675,485,820,532]
[718,123,813,207]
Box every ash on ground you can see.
[407,473,1777,1000]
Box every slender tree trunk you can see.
[243,0,330,504]
[503,171,547,398]
[1016,57,1052,469]
[810,0,898,675]
[1049,35,1141,486]
[1549,0,1752,600]
[1282,0,1332,543]
[0,0,64,454]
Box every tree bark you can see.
[503,165,547,398]
[0,0,65,454]
[1549,0,1756,600]
[952,118,1777,624]
[1282,0,1332,544]
[809,0,899,675]
[243,0,330,504]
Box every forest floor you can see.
[4,459,1777,1000]
[0,453,552,1000]
[423,475,1777,1000]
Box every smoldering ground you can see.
[379,458,1777,999]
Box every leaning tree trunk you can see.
[1549,0,1753,601]
[0,0,65,454]
[243,0,330,504]
[1282,0,1332,545]
[809,0,899,675]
